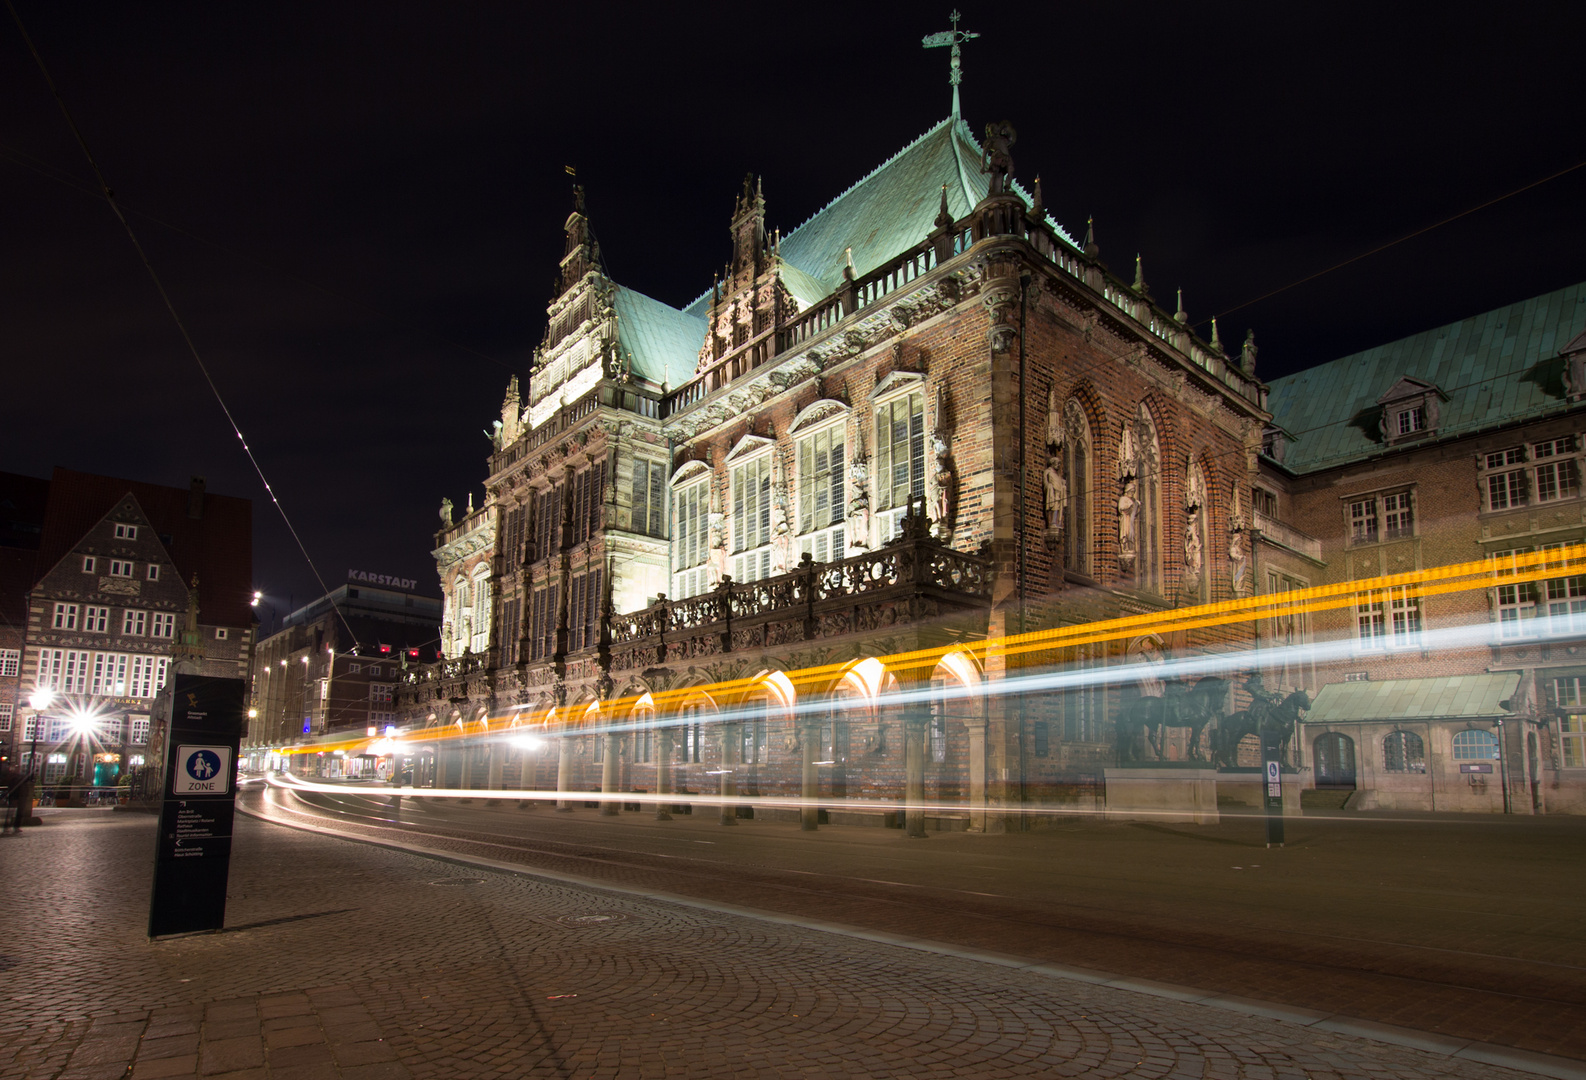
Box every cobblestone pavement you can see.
[255,783,1586,1063]
[0,809,1573,1080]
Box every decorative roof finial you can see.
[1174,288,1187,324]
[1210,317,1223,353]
[935,183,952,229]
[1132,254,1147,295]
[1030,175,1045,219]
[922,10,980,120]
[1083,215,1099,259]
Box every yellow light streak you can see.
[275,542,1585,754]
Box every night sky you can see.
[5,2,1583,617]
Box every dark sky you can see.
[5,2,1584,614]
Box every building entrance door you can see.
[1313,732,1356,789]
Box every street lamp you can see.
[26,687,55,782]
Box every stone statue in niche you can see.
[847,457,871,550]
[981,121,1017,195]
[1118,424,1139,482]
[707,512,727,587]
[439,497,454,528]
[1183,508,1204,596]
[1043,455,1067,534]
[771,452,793,574]
[1228,524,1250,595]
[1118,478,1140,572]
[930,384,956,540]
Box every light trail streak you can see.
[268,543,1582,757]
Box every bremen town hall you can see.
[388,28,1586,825]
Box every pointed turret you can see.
[1174,288,1187,324]
[1083,215,1099,259]
[935,184,953,230]
[1210,317,1223,353]
[730,172,767,286]
[1030,175,1045,220]
[1132,254,1149,297]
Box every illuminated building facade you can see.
[245,582,440,772]
[1260,287,1586,812]
[396,110,1274,829]
[4,469,253,792]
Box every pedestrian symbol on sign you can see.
[173,744,232,794]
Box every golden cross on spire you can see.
[921,10,980,119]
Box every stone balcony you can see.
[609,525,994,676]
[1253,510,1324,563]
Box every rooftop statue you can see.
[981,121,1016,196]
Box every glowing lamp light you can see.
[248,708,259,719]
[251,590,263,606]
[67,709,101,736]
[29,687,56,711]
[370,737,397,755]
[508,733,542,751]
[384,725,397,736]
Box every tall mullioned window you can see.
[1061,399,1091,576]
[732,455,773,582]
[631,459,665,538]
[875,391,925,539]
[797,425,845,562]
[672,478,710,599]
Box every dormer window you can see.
[1376,376,1446,446]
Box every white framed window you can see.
[151,612,175,638]
[1545,575,1586,635]
[91,653,130,696]
[1452,728,1499,761]
[82,606,109,633]
[114,523,138,540]
[130,715,150,745]
[1396,406,1425,435]
[82,556,95,573]
[470,569,492,654]
[731,453,773,582]
[53,603,79,630]
[1533,438,1579,503]
[122,609,147,636]
[1383,492,1413,539]
[1490,548,1535,638]
[1483,447,1527,511]
[672,476,710,599]
[0,649,18,678]
[23,715,37,742]
[348,662,361,674]
[127,655,168,699]
[109,560,134,578]
[370,683,393,706]
[0,703,12,733]
[797,423,846,563]
[1356,586,1421,649]
[1348,499,1378,545]
[631,459,666,538]
[147,564,160,581]
[875,390,926,539]
[215,627,229,640]
[36,648,65,691]
[101,715,123,743]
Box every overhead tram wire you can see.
[0,138,517,375]
[6,0,357,646]
[1198,155,1586,329]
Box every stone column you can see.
[600,729,621,816]
[904,699,929,839]
[655,724,673,821]
[967,715,988,832]
[460,742,477,790]
[800,712,821,832]
[719,721,739,826]
[486,744,504,791]
[555,734,574,811]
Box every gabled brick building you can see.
[6,469,253,792]
[389,108,1272,829]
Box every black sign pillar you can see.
[1260,729,1285,848]
[148,674,244,938]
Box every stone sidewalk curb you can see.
[239,801,1586,1080]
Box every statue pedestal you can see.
[1104,767,1219,825]
[1211,768,1303,816]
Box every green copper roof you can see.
[684,116,1077,319]
[1305,674,1520,724]
[1266,281,1586,473]
[613,285,705,388]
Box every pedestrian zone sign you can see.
[174,745,232,794]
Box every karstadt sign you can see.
[348,570,419,590]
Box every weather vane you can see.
[921,10,979,119]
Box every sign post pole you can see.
[1261,730,1285,849]
[148,674,244,938]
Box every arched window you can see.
[1452,728,1499,760]
[1383,730,1426,773]
[471,568,492,654]
[1061,399,1091,576]
[1117,405,1162,590]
